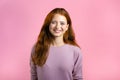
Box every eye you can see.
[51,21,56,24]
[60,22,65,25]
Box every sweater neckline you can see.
[50,44,68,48]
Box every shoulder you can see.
[66,44,81,52]
[66,44,82,57]
[66,44,83,65]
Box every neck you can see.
[52,36,65,47]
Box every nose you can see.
[56,23,61,29]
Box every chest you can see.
[45,47,74,71]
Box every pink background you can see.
[0,0,120,80]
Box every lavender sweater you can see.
[30,44,83,80]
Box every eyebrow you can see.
[51,20,66,22]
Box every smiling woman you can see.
[49,14,69,38]
[30,8,83,80]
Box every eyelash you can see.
[60,23,65,25]
[51,21,56,24]
[51,21,65,25]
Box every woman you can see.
[30,8,83,80]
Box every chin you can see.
[54,35,62,37]
[53,34,63,37]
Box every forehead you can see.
[52,14,67,21]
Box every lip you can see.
[53,29,62,33]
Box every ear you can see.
[65,24,69,31]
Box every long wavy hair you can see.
[32,8,80,66]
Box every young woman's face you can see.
[49,14,69,38]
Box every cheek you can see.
[62,26,68,31]
[49,24,55,29]
[49,26,52,32]
[49,25,54,33]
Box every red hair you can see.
[32,8,80,66]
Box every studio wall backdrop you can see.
[0,0,120,80]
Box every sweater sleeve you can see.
[30,46,38,80]
[72,47,83,80]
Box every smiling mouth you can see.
[53,29,62,33]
